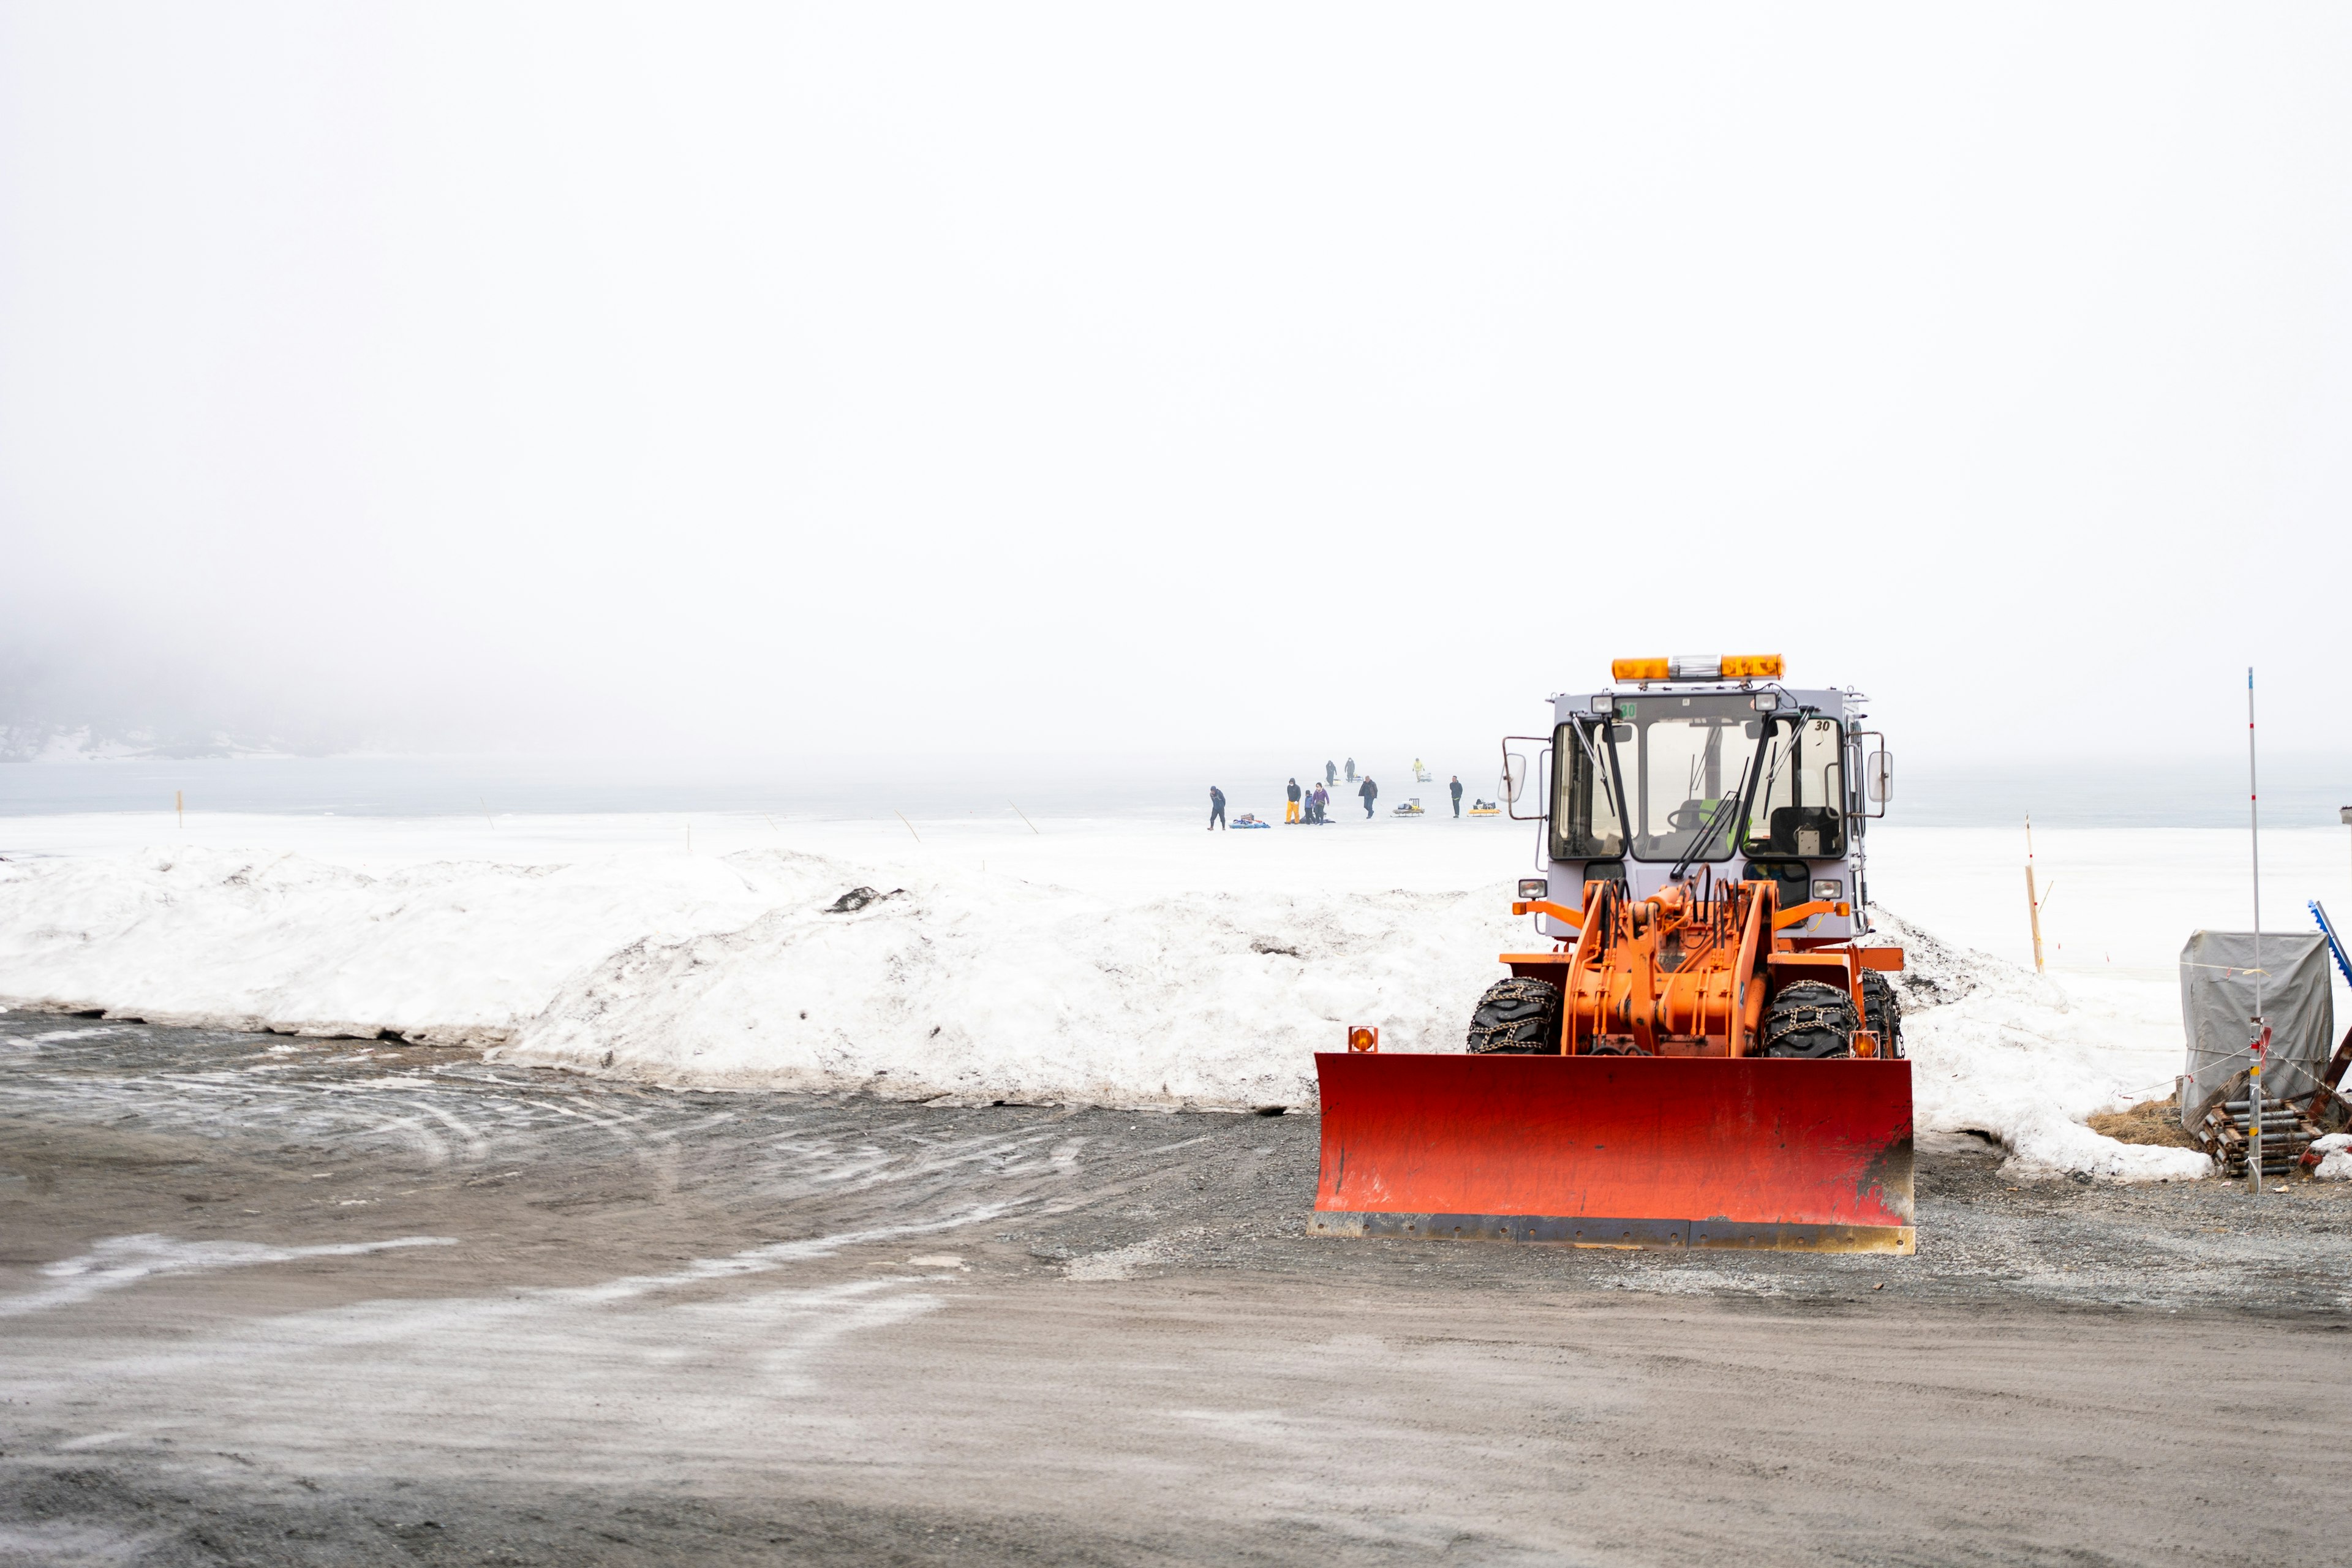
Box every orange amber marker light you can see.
[1613,654,1782,681]
[1346,1026,1380,1054]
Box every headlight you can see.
[1518,878,1548,900]
[1812,878,1843,903]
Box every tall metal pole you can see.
[2248,668,2264,1195]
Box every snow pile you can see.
[500,850,1520,1108]
[0,837,2215,1170]
[1879,911,2211,1182]
[0,846,784,1042]
[2310,1133,2352,1181]
[0,843,1521,1104]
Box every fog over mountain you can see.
[6,6,2351,769]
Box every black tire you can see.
[1759,980,1858,1060]
[1861,970,1903,1060]
[1467,976,1561,1055]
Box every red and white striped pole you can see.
[2248,667,2266,1196]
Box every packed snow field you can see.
[2,810,2345,1182]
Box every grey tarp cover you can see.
[2177,930,2335,1125]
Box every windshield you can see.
[1550,719,1624,859]
[1605,693,1764,862]
[1743,714,1845,858]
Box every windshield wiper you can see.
[1667,789,1740,883]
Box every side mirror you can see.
[1502,753,1528,804]
[1867,751,1893,804]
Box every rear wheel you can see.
[1466,976,1561,1054]
[1759,980,1858,1059]
[1861,970,1903,1059]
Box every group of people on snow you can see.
[1282,777,1341,823]
[1212,765,1469,829]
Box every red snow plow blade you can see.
[1308,1052,1914,1253]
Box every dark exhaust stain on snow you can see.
[825,886,907,914]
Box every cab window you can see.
[1550,719,1624,859]
[1744,715,1844,858]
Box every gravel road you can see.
[4,1009,2348,1565]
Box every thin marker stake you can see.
[2025,814,2045,974]
[1008,800,1041,835]
[894,810,922,844]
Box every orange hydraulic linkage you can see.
[1542,880,1770,1058]
[1501,880,1907,1059]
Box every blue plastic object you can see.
[2312,900,2352,988]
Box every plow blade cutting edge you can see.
[1308,1053,1915,1254]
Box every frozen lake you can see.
[3,750,2349,829]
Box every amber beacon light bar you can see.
[1610,654,1783,682]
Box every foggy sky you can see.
[4,4,2350,766]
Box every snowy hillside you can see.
[0,724,309,763]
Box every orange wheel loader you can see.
[1310,655,1913,1253]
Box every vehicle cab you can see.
[1508,655,1891,946]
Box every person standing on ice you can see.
[1345,757,1355,783]
[1359,775,1378,818]
[1325,760,1336,787]
[1284,777,1302,823]
[1449,775,1463,818]
[1208,785,1226,830]
[1311,783,1329,823]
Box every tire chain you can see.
[1466,976,1561,1054]
[1758,981,1858,1058]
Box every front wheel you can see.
[1466,976,1561,1054]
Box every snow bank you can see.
[0,843,1520,1102]
[499,850,1520,1108]
[0,835,2212,1172]
[1882,912,2211,1182]
[0,846,783,1042]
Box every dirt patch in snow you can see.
[2087,1096,2203,1150]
